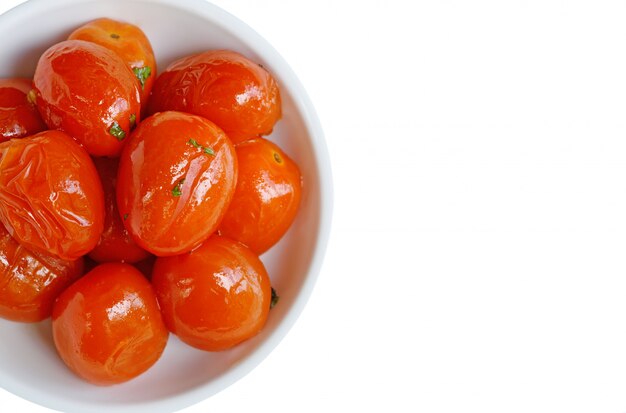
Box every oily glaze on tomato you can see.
[218,137,302,254]
[88,157,149,263]
[152,235,270,351]
[0,130,104,260]
[0,78,46,141]
[0,224,83,322]
[52,263,168,385]
[226,131,259,145]
[33,40,141,157]
[117,111,237,256]
[148,50,281,136]
[68,18,156,113]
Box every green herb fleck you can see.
[273,152,282,163]
[270,287,279,309]
[123,213,128,221]
[130,114,136,130]
[188,138,215,156]
[172,178,185,197]
[109,122,126,141]
[110,33,120,39]
[133,66,152,90]
[188,138,201,148]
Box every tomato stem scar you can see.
[27,89,37,105]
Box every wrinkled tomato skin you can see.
[0,130,104,260]
[152,236,270,351]
[52,263,168,385]
[0,78,46,141]
[148,50,281,136]
[68,18,156,113]
[117,111,237,257]
[88,157,149,263]
[33,40,141,157]
[218,137,302,254]
[0,225,83,323]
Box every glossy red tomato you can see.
[0,224,83,322]
[33,39,141,157]
[52,263,168,385]
[148,50,281,136]
[68,18,156,113]
[117,111,237,256]
[218,137,302,254]
[0,130,104,260]
[226,131,259,145]
[0,78,46,141]
[88,157,149,263]
[152,235,271,351]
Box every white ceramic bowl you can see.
[0,0,332,411]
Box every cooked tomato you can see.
[68,18,156,113]
[88,157,149,263]
[152,235,271,351]
[116,111,237,256]
[148,50,281,136]
[52,263,168,385]
[226,131,259,145]
[33,39,141,157]
[0,78,46,141]
[0,130,104,260]
[0,224,83,322]
[218,137,302,254]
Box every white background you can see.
[3,0,626,412]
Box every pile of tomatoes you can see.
[0,18,302,385]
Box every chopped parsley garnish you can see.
[130,114,136,130]
[109,122,126,141]
[273,152,282,163]
[270,287,279,309]
[110,33,120,39]
[172,178,185,197]
[123,213,128,221]
[133,66,151,90]
[187,138,215,156]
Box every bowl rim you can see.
[0,0,333,411]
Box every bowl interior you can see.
[0,0,329,412]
